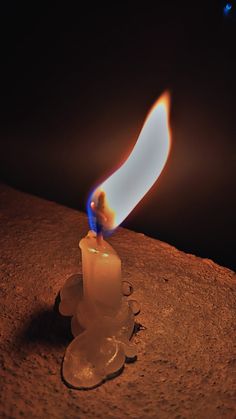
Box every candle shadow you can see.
[16,292,73,348]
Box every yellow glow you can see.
[89,91,171,233]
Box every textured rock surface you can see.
[0,184,235,419]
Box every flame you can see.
[87,91,171,234]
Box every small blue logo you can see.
[224,2,232,16]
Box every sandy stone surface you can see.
[0,184,235,419]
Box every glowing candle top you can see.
[87,91,171,235]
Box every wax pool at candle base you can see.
[59,231,140,389]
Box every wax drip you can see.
[59,243,140,389]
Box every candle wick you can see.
[96,231,103,246]
[91,192,107,242]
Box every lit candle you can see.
[59,92,171,389]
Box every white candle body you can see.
[79,231,122,315]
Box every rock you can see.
[0,184,235,418]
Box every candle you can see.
[59,91,171,389]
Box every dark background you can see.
[0,2,235,270]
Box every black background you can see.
[0,2,235,270]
